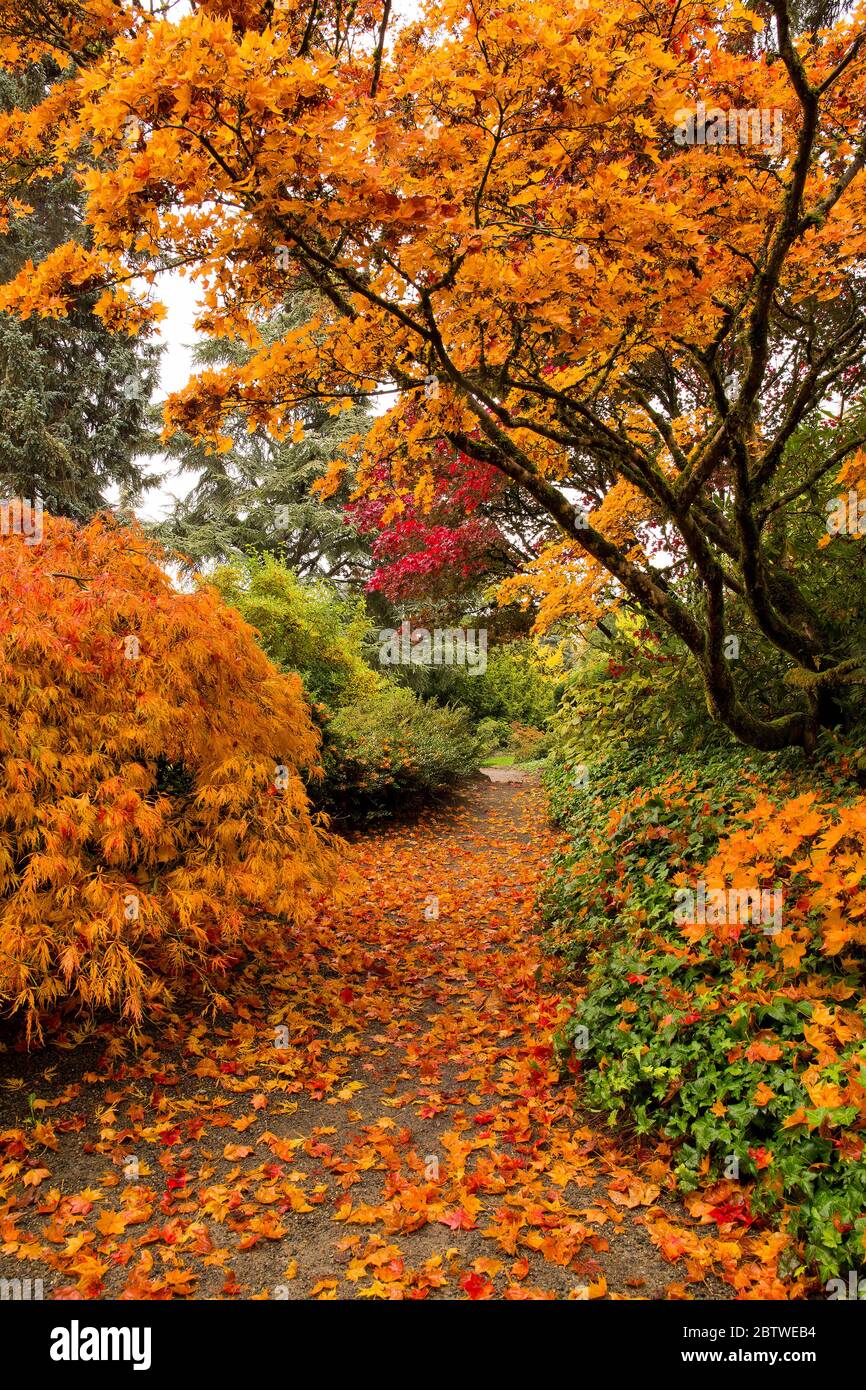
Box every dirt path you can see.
[0,779,777,1299]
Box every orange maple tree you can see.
[0,514,340,1038]
[2,0,866,750]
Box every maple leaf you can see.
[22,1168,51,1187]
[438,1208,477,1231]
[460,1271,494,1300]
[708,1202,758,1229]
[223,1145,254,1162]
[95,1209,133,1236]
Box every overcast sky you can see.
[136,270,201,522]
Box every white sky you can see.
[137,269,201,522]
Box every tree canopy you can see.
[2,0,866,747]
[0,59,160,517]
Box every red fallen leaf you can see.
[166,1169,188,1191]
[339,987,353,1004]
[708,1201,758,1227]
[656,1230,690,1262]
[56,1115,87,1135]
[306,1138,332,1157]
[160,1128,181,1146]
[460,1271,494,1299]
[472,1111,496,1125]
[110,1241,137,1267]
[438,1207,476,1231]
[151,1222,182,1245]
[747,1147,774,1171]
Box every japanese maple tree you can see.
[345,446,548,603]
[0,514,340,1039]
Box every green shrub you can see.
[508,722,551,764]
[542,733,866,1283]
[323,687,481,818]
[476,716,511,757]
[209,555,380,710]
[394,638,557,727]
[211,559,481,819]
[552,613,722,759]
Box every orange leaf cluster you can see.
[0,514,341,1038]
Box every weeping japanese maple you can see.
[0,514,341,1039]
